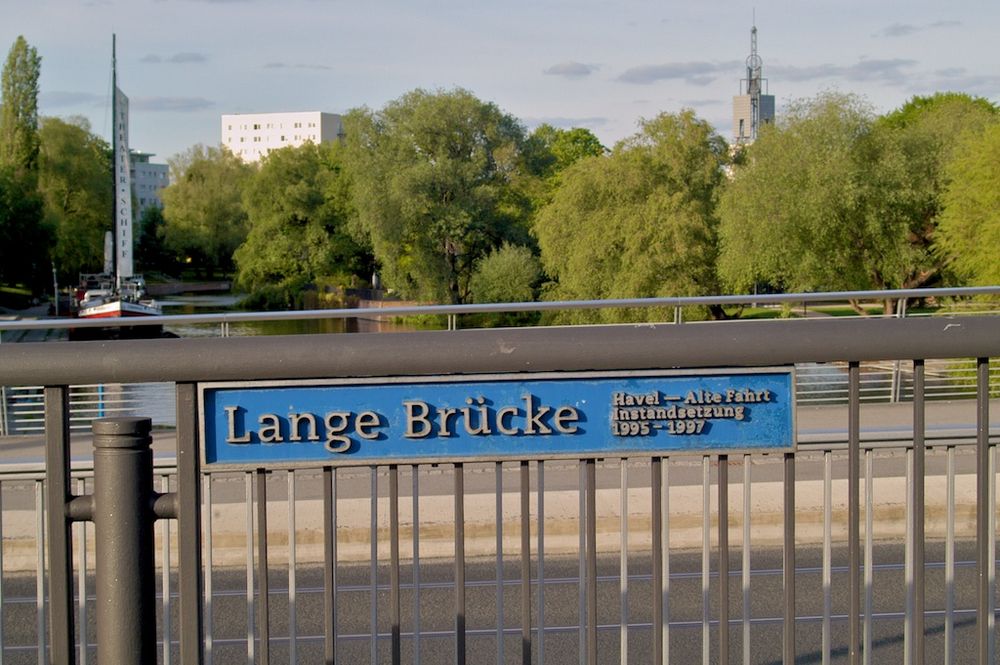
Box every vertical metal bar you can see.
[287,471,297,665]
[496,462,504,665]
[76,478,87,665]
[742,456,751,665]
[176,382,203,665]
[848,362,861,665]
[35,479,45,665]
[863,450,873,665]
[44,385,74,665]
[977,357,990,665]
[663,461,670,664]
[822,451,832,665]
[323,467,337,665]
[719,455,729,665]
[702,456,710,665]
[521,460,531,664]
[989,443,997,664]
[245,473,255,665]
[256,470,270,665]
[390,465,401,665]
[494,462,505,665]
[162,475,172,665]
[579,461,586,659]
[412,466,421,665]
[945,446,955,665]
[586,458,598,665]
[455,463,466,665]
[913,361,925,665]
[904,446,914,664]
[783,452,795,665]
[0,482,4,665]
[620,459,629,665]
[651,458,663,665]
[537,460,545,665]
[370,467,378,664]
[203,475,214,665]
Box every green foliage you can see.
[0,36,48,292]
[135,205,173,274]
[161,145,253,278]
[527,124,605,177]
[718,93,922,294]
[470,242,540,304]
[534,110,728,323]
[0,36,41,175]
[935,122,1000,284]
[0,163,47,289]
[879,92,999,285]
[344,88,531,304]
[879,92,998,130]
[234,141,370,300]
[37,116,112,281]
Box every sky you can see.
[3,0,998,165]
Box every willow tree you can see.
[345,89,531,304]
[534,110,729,322]
[718,93,921,315]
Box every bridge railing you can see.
[0,314,998,664]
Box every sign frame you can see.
[197,367,796,470]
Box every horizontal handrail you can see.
[1,285,999,332]
[2,316,999,386]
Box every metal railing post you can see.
[92,417,157,665]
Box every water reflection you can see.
[159,293,416,337]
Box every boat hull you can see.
[71,297,165,340]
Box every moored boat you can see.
[71,35,162,339]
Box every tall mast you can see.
[112,33,135,283]
[111,34,117,279]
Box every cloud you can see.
[917,67,1000,95]
[142,52,208,64]
[617,61,737,85]
[39,91,104,108]
[264,62,333,71]
[131,96,214,112]
[681,98,723,107]
[543,62,599,78]
[875,20,961,38]
[769,58,916,85]
[521,116,608,129]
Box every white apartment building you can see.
[129,150,169,219]
[221,111,344,163]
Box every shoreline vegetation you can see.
[3,33,999,330]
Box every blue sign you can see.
[199,369,795,467]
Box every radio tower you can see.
[733,21,774,145]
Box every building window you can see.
[253,123,261,130]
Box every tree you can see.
[0,36,41,175]
[135,204,172,274]
[878,93,998,286]
[526,124,605,177]
[234,141,369,298]
[345,88,531,303]
[160,145,253,278]
[37,116,112,282]
[718,93,922,308]
[0,36,48,291]
[0,164,46,288]
[470,242,540,304]
[935,121,1000,284]
[534,110,728,322]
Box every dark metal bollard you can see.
[92,417,157,665]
